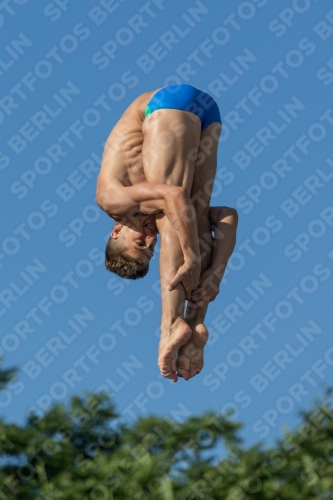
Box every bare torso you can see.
[98,89,160,190]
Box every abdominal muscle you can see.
[105,90,159,187]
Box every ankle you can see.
[161,317,176,332]
[161,316,190,334]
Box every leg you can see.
[142,109,201,192]
[142,110,201,382]
[155,214,192,382]
[177,122,222,379]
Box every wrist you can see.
[210,262,226,276]
[184,251,199,265]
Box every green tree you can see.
[0,360,333,499]
[0,357,17,390]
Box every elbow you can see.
[221,207,239,224]
[230,207,238,224]
[230,208,239,229]
[96,189,108,212]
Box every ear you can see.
[111,223,122,239]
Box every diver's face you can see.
[111,213,158,262]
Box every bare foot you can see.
[176,323,208,380]
[158,318,192,383]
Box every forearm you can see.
[164,189,200,264]
[184,215,214,319]
[186,208,238,309]
[97,179,200,262]
[210,208,238,280]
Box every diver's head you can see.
[105,213,157,279]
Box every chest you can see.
[112,145,145,186]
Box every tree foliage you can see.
[1,363,333,499]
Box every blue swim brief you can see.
[145,84,221,130]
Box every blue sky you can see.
[1,0,333,448]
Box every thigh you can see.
[144,109,201,285]
[142,109,201,194]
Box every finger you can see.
[187,300,205,309]
[167,273,182,291]
[190,296,202,305]
[191,292,207,302]
[191,285,204,296]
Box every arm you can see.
[96,132,200,264]
[208,206,238,278]
[188,206,238,309]
[96,183,201,296]
[96,183,199,265]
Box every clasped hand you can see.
[187,267,223,309]
[167,257,201,300]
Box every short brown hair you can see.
[105,236,149,279]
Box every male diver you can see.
[96,84,238,382]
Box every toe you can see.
[158,359,178,382]
[189,368,200,378]
[161,368,178,382]
[178,368,190,381]
[176,355,190,380]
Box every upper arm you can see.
[96,133,143,216]
[97,183,182,218]
[96,185,139,218]
[96,134,123,207]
